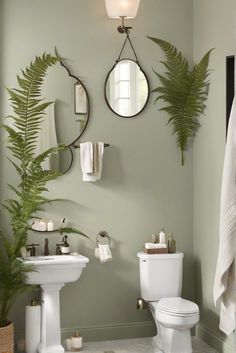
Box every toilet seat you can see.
[150,297,199,318]
[150,298,199,330]
[158,297,199,316]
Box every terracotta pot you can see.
[0,322,14,353]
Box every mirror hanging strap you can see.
[116,33,139,64]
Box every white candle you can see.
[39,220,47,231]
[47,220,54,231]
[71,336,82,349]
[66,338,72,351]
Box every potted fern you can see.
[148,37,213,165]
[0,53,87,352]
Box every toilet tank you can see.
[137,252,184,301]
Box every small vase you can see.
[167,233,176,253]
[0,321,14,353]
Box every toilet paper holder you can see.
[96,231,111,245]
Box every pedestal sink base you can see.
[38,284,65,353]
[37,343,64,353]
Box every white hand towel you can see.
[213,98,236,335]
[80,142,104,182]
[95,247,100,259]
[80,142,94,174]
[98,244,112,263]
[144,243,167,249]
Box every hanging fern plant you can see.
[148,37,213,165]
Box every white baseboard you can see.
[15,320,155,345]
[197,323,236,353]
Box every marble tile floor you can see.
[65,337,218,353]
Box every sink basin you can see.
[23,254,89,284]
[23,254,89,353]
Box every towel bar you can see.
[73,143,110,149]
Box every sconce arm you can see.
[117,16,132,34]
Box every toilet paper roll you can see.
[25,305,41,353]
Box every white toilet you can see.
[137,252,199,353]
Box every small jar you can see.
[168,233,176,253]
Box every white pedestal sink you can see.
[23,255,89,353]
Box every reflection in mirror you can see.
[105,59,149,118]
[42,62,89,146]
[75,83,87,114]
[38,61,89,174]
[38,142,73,175]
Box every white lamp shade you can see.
[105,0,141,19]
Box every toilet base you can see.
[160,324,192,353]
[152,333,162,348]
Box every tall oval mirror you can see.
[105,59,150,118]
[40,61,90,173]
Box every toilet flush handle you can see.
[136,298,147,309]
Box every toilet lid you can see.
[158,297,199,315]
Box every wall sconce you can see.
[105,0,141,34]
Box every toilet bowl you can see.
[137,252,199,353]
[150,297,199,353]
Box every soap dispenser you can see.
[61,235,70,255]
[159,229,166,244]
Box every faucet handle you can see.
[56,243,63,255]
[26,243,39,257]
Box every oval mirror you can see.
[40,61,90,174]
[105,59,150,118]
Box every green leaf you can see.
[148,37,213,165]
[59,227,89,239]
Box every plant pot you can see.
[0,322,14,353]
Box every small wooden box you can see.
[143,247,168,254]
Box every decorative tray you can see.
[143,247,168,254]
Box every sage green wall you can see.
[193,1,236,352]
[0,0,194,343]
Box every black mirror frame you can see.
[59,145,74,175]
[104,58,150,118]
[58,59,90,146]
[53,49,91,175]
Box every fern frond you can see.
[148,37,213,165]
[33,143,67,167]
[59,227,89,239]
[7,54,58,161]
